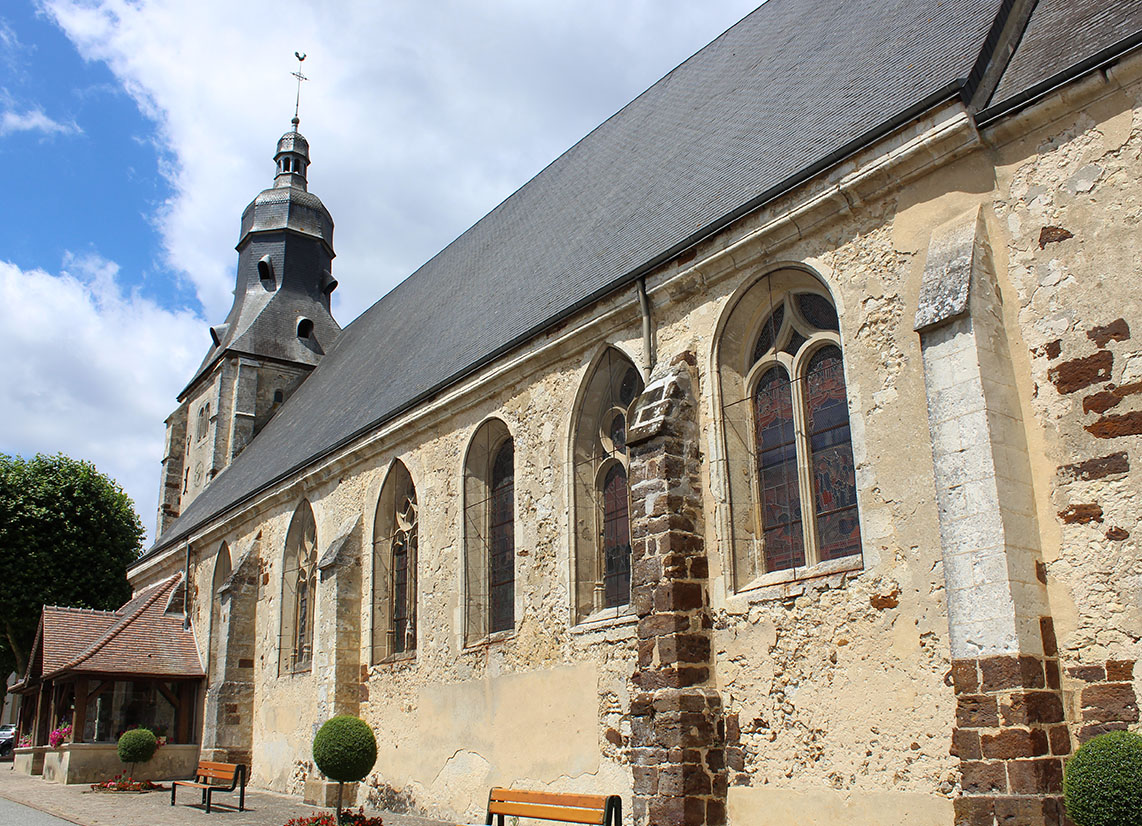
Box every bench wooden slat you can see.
[196,767,237,781]
[487,800,606,825]
[490,789,608,810]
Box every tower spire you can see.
[291,51,308,128]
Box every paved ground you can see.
[0,765,456,826]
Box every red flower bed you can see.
[90,773,164,792]
[284,808,383,826]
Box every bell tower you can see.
[156,81,341,537]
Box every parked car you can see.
[0,724,16,758]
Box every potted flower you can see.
[48,723,72,748]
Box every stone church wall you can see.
[128,53,1142,826]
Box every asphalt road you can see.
[0,795,78,825]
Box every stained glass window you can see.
[372,463,418,662]
[602,464,632,608]
[754,366,805,571]
[748,291,860,574]
[390,491,418,654]
[281,501,317,673]
[489,440,515,633]
[806,346,860,561]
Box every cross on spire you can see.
[291,51,308,128]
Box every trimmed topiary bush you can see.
[1063,730,1142,826]
[313,716,377,783]
[117,728,157,777]
[313,716,378,825]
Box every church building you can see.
[122,1,1142,824]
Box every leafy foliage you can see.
[117,728,158,766]
[0,453,143,680]
[1063,730,1142,826]
[312,716,377,783]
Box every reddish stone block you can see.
[1040,618,1058,657]
[981,727,1049,759]
[1106,660,1135,681]
[952,729,982,760]
[725,713,740,745]
[993,795,1063,826]
[961,761,1008,794]
[638,613,690,640]
[706,798,727,826]
[952,660,980,694]
[1048,725,1071,756]
[1001,691,1064,726]
[981,656,1044,691]
[958,695,1000,728]
[1048,350,1112,395]
[1081,683,1139,723]
[1066,664,1105,682]
[953,795,994,826]
[1077,721,1129,743]
[1045,660,1060,690]
[1007,757,1063,794]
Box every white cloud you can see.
[40,0,762,323]
[0,256,204,544]
[0,107,81,137]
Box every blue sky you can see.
[1,0,762,543]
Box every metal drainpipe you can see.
[184,542,192,629]
[637,277,656,373]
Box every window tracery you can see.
[463,420,515,644]
[571,348,644,623]
[717,269,862,590]
[372,462,418,662]
[280,501,317,673]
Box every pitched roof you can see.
[17,575,204,686]
[986,0,1142,115]
[145,0,1141,556]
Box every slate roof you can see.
[15,575,204,687]
[146,0,1142,556]
[986,0,1142,114]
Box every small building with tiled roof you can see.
[12,575,204,784]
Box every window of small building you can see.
[196,403,210,442]
[715,269,862,591]
[570,348,644,624]
[462,419,515,644]
[371,461,418,663]
[279,501,317,674]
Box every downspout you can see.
[184,542,192,630]
[637,277,656,373]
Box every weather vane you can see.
[291,51,308,126]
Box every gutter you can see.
[975,31,1142,126]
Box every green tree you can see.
[0,453,144,683]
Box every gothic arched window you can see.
[280,501,317,673]
[571,348,644,623]
[717,270,862,590]
[463,420,515,644]
[372,461,418,662]
[209,542,232,680]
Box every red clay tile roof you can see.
[28,574,204,682]
[40,606,117,674]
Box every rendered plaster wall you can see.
[987,59,1142,741]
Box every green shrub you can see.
[117,728,158,766]
[312,717,377,783]
[1064,730,1142,826]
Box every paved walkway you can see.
[0,765,455,826]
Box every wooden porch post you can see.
[177,681,195,743]
[72,678,88,743]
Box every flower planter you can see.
[40,743,201,784]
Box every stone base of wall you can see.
[13,746,46,775]
[1064,659,1138,743]
[951,646,1067,826]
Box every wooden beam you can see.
[72,678,88,744]
[87,680,113,701]
[176,681,195,744]
[155,680,180,710]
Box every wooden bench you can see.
[482,787,621,826]
[171,760,246,814]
